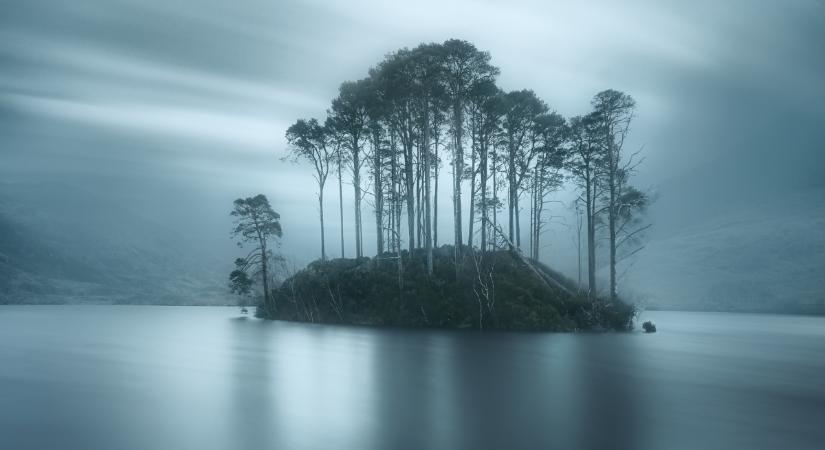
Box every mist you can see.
[4,3,825,450]
[1,0,823,310]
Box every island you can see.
[228,39,648,333]
[262,246,635,332]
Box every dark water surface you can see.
[1,306,823,450]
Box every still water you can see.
[0,306,823,450]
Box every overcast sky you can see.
[1,0,823,267]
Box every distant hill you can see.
[626,185,825,314]
[0,181,229,305]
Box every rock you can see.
[642,320,657,333]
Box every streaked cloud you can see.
[0,0,822,265]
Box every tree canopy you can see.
[281,38,649,307]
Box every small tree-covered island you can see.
[229,39,649,332]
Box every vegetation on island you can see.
[229,39,650,331]
[268,246,635,331]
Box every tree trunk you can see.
[338,153,345,258]
[492,146,498,250]
[390,131,398,253]
[392,129,405,315]
[423,107,433,275]
[514,196,520,250]
[585,174,596,300]
[396,174,405,316]
[405,139,415,252]
[453,100,464,261]
[532,166,542,261]
[480,140,488,252]
[486,217,573,297]
[353,147,362,258]
[416,142,422,249]
[576,204,583,291]
[374,134,384,256]
[467,146,476,248]
[433,146,439,248]
[609,213,617,301]
[529,172,535,259]
[535,173,542,261]
[260,242,271,316]
[319,188,326,261]
[507,135,516,248]
[608,145,618,302]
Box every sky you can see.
[1,0,823,272]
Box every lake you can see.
[1,306,823,450]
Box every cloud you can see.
[3,93,286,150]
[0,0,822,267]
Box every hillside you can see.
[0,181,228,305]
[627,185,825,314]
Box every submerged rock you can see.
[642,320,657,333]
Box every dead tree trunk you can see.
[484,217,573,297]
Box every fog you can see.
[1,0,823,309]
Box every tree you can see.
[441,39,499,261]
[467,80,505,251]
[431,105,445,248]
[572,198,585,291]
[567,113,603,299]
[326,117,347,259]
[329,79,370,258]
[278,42,651,311]
[375,48,418,253]
[528,112,567,261]
[285,118,333,260]
[411,43,446,275]
[500,89,547,250]
[230,194,282,316]
[364,74,388,256]
[591,89,636,301]
[609,162,651,296]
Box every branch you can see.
[616,223,652,249]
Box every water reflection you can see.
[566,335,646,450]
[1,307,824,450]
[369,331,458,450]
[269,323,378,449]
[227,317,275,449]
